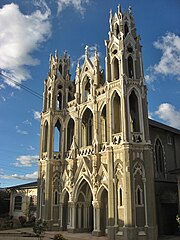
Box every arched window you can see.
[128,56,134,78]
[82,108,93,146]
[155,139,165,177]
[115,23,120,38]
[14,196,22,210]
[67,118,75,151]
[43,121,48,152]
[112,92,121,133]
[124,22,129,37]
[129,90,140,132]
[84,77,90,101]
[136,186,143,206]
[100,105,107,143]
[59,64,62,75]
[54,120,61,152]
[56,91,62,110]
[113,58,119,80]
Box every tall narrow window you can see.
[112,92,121,133]
[115,23,120,38]
[155,139,165,177]
[113,58,119,80]
[56,92,62,110]
[101,105,107,143]
[82,108,93,146]
[124,22,129,37]
[43,121,48,152]
[14,196,22,210]
[128,56,134,78]
[129,90,140,132]
[54,120,61,152]
[54,191,58,205]
[67,118,75,150]
[48,93,51,109]
[136,186,143,206]
[84,78,90,101]
[120,188,123,206]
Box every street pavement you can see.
[0,228,179,240]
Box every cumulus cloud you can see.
[145,32,180,84]
[33,110,41,121]
[14,155,38,167]
[16,125,28,135]
[0,2,51,86]
[153,103,180,129]
[0,171,38,180]
[57,0,89,15]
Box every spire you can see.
[76,60,80,74]
[55,49,58,61]
[118,4,121,15]
[109,9,112,21]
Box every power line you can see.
[0,71,43,100]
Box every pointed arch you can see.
[48,93,51,109]
[112,91,121,134]
[154,138,165,177]
[115,23,120,38]
[54,120,61,152]
[82,108,93,146]
[128,55,134,78]
[113,57,119,80]
[67,118,75,151]
[129,90,140,132]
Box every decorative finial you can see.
[85,45,88,58]
[118,4,121,14]
[64,50,67,58]
[55,49,58,60]
[128,6,132,14]
[95,48,99,61]
[110,9,112,20]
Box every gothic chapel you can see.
[37,5,158,240]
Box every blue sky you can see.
[0,0,179,187]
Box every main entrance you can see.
[76,180,93,232]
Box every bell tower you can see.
[104,5,157,240]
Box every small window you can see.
[14,196,22,210]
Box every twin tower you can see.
[37,5,157,240]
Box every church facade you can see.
[37,5,180,240]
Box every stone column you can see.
[92,201,101,236]
[68,202,77,232]
[59,202,63,230]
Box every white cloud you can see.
[27,145,35,151]
[16,125,28,135]
[0,83,5,89]
[145,32,180,84]
[1,95,6,102]
[33,110,41,121]
[57,0,89,15]
[154,103,180,129]
[23,120,32,126]
[0,3,51,86]
[79,44,99,63]
[14,155,38,167]
[0,171,38,180]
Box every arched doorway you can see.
[76,180,93,232]
[62,191,69,230]
[100,189,108,235]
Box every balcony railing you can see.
[79,146,94,156]
[131,132,143,143]
[112,133,122,145]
